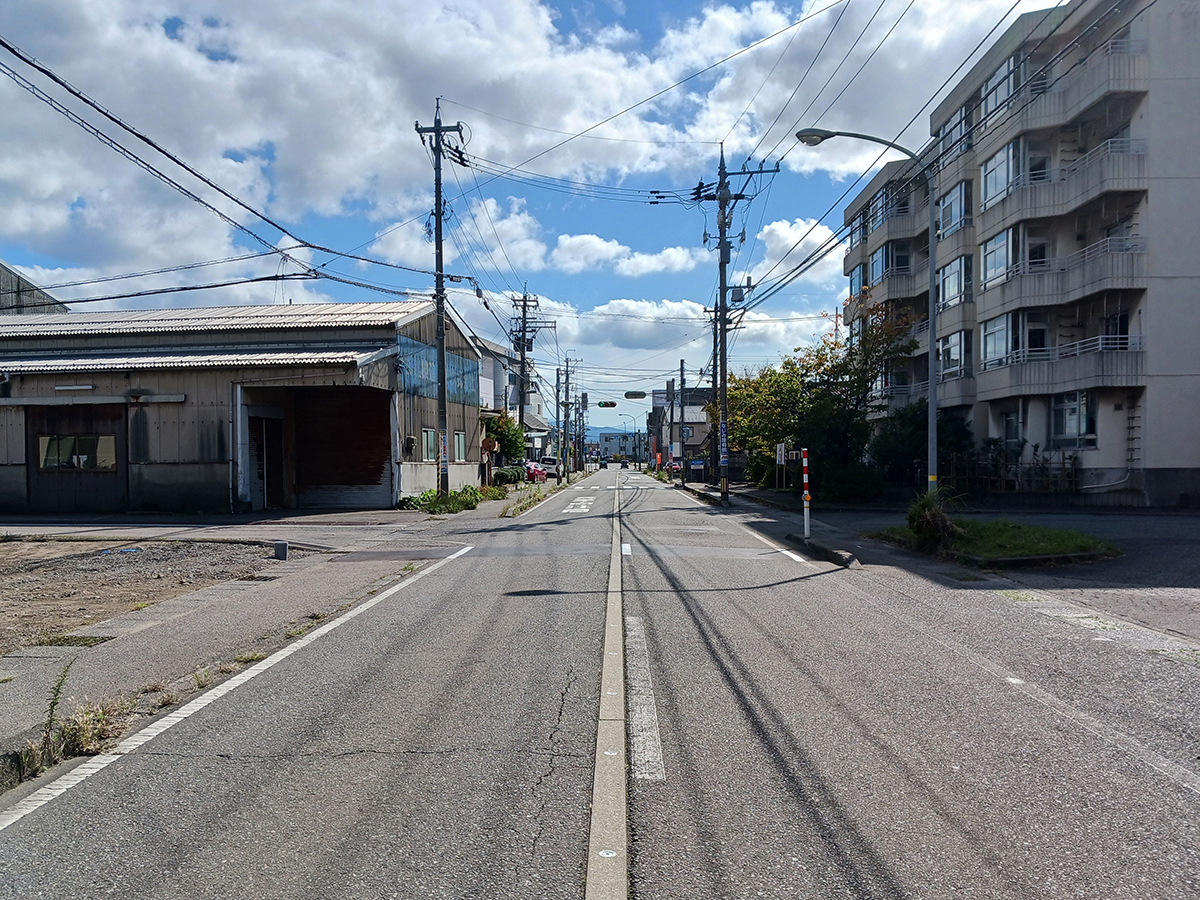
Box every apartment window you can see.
[869,246,887,285]
[938,105,973,158]
[981,314,1013,369]
[1051,391,1097,449]
[937,255,973,309]
[981,228,1019,288]
[981,54,1018,120]
[38,434,117,471]
[848,211,867,249]
[981,142,1019,209]
[849,264,865,298]
[868,188,888,231]
[454,431,466,462]
[422,428,437,461]
[849,317,865,348]
[939,181,972,236]
[938,330,972,379]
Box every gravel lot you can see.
[0,539,282,657]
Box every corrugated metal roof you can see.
[0,349,378,373]
[0,301,433,338]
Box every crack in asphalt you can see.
[529,665,579,857]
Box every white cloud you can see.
[549,234,629,273]
[743,217,845,291]
[614,246,708,277]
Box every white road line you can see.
[621,543,631,556]
[624,616,666,782]
[0,546,475,834]
[585,480,627,899]
[743,526,818,569]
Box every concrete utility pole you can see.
[680,359,686,482]
[555,367,562,484]
[510,291,554,461]
[695,146,778,504]
[667,379,675,479]
[416,100,463,496]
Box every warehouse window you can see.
[454,431,466,462]
[422,428,437,461]
[38,434,117,471]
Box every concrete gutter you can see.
[675,482,861,569]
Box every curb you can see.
[784,534,861,569]
[953,549,1117,568]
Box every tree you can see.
[726,305,916,498]
[484,413,525,463]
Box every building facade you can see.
[843,0,1199,505]
[0,302,482,513]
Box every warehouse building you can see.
[0,302,482,513]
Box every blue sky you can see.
[0,0,1044,430]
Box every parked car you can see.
[669,461,681,474]
[525,461,547,482]
[539,456,560,472]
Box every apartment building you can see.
[843,0,1199,505]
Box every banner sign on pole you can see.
[440,434,449,476]
[719,422,728,467]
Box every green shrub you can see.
[906,490,964,556]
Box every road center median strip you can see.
[0,546,474,834]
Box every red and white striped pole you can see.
[802,447,810,540]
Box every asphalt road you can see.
[1,471,1198,898]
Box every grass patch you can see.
[398,484,502,514]
[875,517,1118,564]
[235,651,267,664]
[1,661,136,788]
[0,676,13,684]
[1000,589,1044,603]
[34,634,114,648]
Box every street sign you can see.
[776,442,785,465]
[689,460,704,470]
[719,422,728,467]
[624,391,647,399]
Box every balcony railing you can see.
[1007,139,1146,191]
[984,236,1145,289]
[982,334,1144,370]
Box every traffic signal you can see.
[581,392,588,410]
[598,401,616,408]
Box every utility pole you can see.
[667,378,675,479]
[510,290,554,461]
[693,146,779,504]
[415,101,463,496]
[680,359,686,482]
[555,367,563,484]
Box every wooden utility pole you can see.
[415,101,463,496]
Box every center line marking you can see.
[621,543,631,555]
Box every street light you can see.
[796,127,939,494]
[619,413,638,463]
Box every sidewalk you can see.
[0,489,532,765]
[676,479,1200,645]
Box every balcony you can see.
[864,262,931,305]
[978,140,1147,233]
[979,237,1146,314]
[974,40,1148,156]
[976,334,1145,400]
